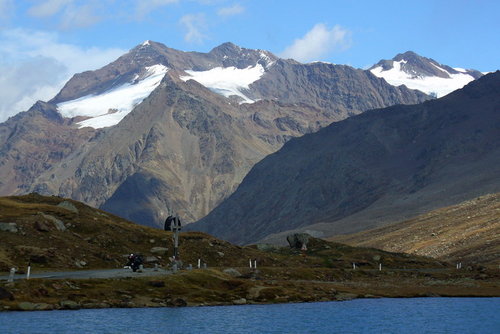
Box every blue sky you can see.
[0,0,499,121]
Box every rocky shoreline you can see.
[1,266,499,312]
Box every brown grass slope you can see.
[331,193,500,265]
[0,194,447,273]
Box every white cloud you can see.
[27,0,103,29]
[180,13,208,44]
[280,24,352,63]
[217,4,244,17]
[28,0,74,17]
[0,29,125,122]
[0,0,14,21]
[59,3,101,29]
[134,0,179,19]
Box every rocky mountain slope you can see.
[370,51,483,97]
[0,41,430,228]
[190,72,500,245]
[331,193,500,265]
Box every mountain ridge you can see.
[370,50,483,97]
[0,41,433,228]
[189,71,500,244]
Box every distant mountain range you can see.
[0,41,433,228]
[189,71,500,245]
[369,51,484,97]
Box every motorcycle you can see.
[126,253,144,272]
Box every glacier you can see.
[180,64,265,103]
[57,64,168,129]
[370,60,475,98]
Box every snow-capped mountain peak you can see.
[57,64,168,129]
[370,51,483,97]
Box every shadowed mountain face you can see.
[0,41,430,228]
[189,72,500,245]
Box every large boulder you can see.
[40,213,66,231]
[223,268,242,277]
[286,233,310,249]
[57,201,79,214]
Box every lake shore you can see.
[1,266,499,311]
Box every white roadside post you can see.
[379,263,382,271]
[8,268,16,283]
[26,262,31,280]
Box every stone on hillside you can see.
[41,213,66,231]
[60,300,80,310]
[0,223,18,233]
[57,201,79,213]
[0,287,14,301]
[286,233,310,249]
[75,260,87,268]
[232,298,247,305]
[18,302,53,311]
[335,292,358,301]
[18,302,38,311]
[145,256,160,263]
[223,268,242,277]
[150,247,168,255]
[168,297,187,307]
[34,220,50,232]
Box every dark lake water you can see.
[0,298,498,333]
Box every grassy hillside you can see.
[0,193,447,273]
[1,194,499,311]
[331,193,500,265]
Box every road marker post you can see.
[8,268,16,282]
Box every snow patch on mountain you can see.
[57,64,168,129]
[180,64,265,103]
[370,60,475,98]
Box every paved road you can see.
[0,267,173,281]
